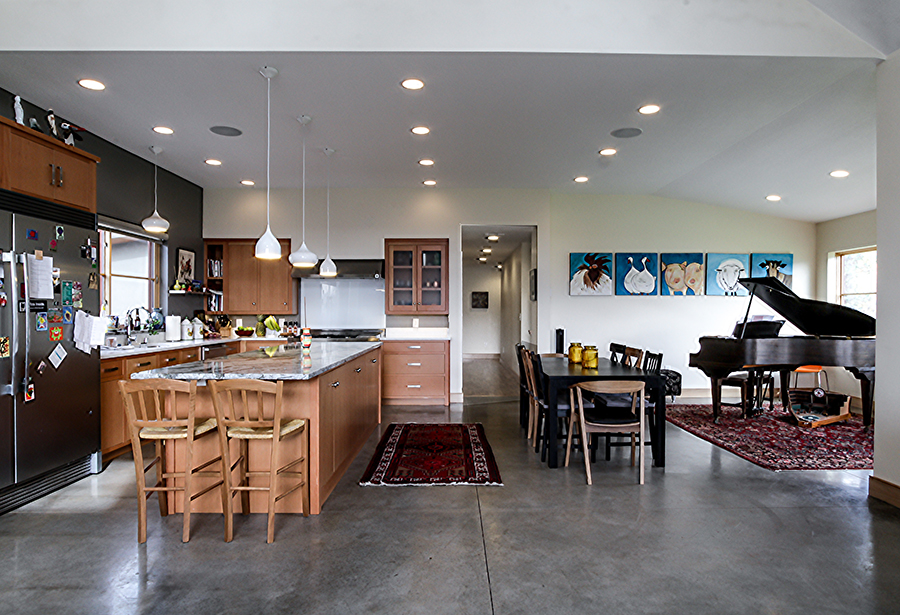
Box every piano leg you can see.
[779,369,792,411]
[710,377,723,423]
[846,367,875,427]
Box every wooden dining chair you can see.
[519,347,541,443]
[565,380,647,485]
[622,346,644,368]
[118,378,227,543]
[208,379,309,543]
[597,351,663,461]
[608,342,627,363]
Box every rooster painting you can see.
[569,252,612,295]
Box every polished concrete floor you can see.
[2,361,900,614]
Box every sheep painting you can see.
[615,253,658,296]
[660,253,704,295]
[705,253,750,296]
[751,253,793,289]
[569,252,613,295]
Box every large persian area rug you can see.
[360,423,503,486]
[666,404,873,471]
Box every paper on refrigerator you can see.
[26,254,54,299]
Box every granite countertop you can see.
[131,341,381,381]
[100,337,248,360]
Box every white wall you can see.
[815,209,877,397]
[875,52,900,486]
[462,262,502,355]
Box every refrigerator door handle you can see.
[17,253,29,391]
[1,252,13,396]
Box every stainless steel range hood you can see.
[292,259,385,279]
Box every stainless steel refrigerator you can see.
[0,191,100,512]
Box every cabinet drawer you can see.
[383,375,446,398]
[157,350,181,368]
[382,341,446,354]
[100,359,125,383]
[179,348,201,364]
[124,355,159,375]
[383,353,445,375]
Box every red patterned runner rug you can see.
[359,423,503,486]
[666,404,873,471]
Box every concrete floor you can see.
[2,361,900,614]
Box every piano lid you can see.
[738,277,875,337]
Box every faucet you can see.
[125,306,148,345]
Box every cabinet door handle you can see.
[407,384,421,389]
[408,345,421,349]
[49,163,55,186]
[136,361,151,368]
[331,381,340,387]
[355,368,362,373]
[102,366,120,374]
[371,358,377,363]
[407,362,421,366]
[165,357,177,363]
[57,166,63,187]
[251,302,256,306]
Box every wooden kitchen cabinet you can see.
[206,238,294,315]
[0,115,99,212]
[382,340,449,405]
[385,238,448,315]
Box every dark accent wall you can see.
[1,87,204,317]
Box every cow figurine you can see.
[759,259,792,288]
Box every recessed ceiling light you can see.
[478,257,488,262]
[423,179,437,186]
[574,176,589,183]
[481,247,492,254]
[830,169,850,178]
[599,148,617,156]
[766,194,782,202]
[611,127,642,139]
[401,78,425,90]
[241,180,255,186]
[78,78,105,91]
[205,159,222,166]
[419,159,435,166]
[210,125,243,137]
[638,104,661,115]
[486,234,500,242]
[411,126,430,135]
[153,126,174,135]
[496,264,503,270]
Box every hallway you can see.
[2,361,900,614]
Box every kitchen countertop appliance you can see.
[0,191,101,514]
[288,328,382,343]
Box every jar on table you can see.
[567,342,583,364]
[583,345,598,369]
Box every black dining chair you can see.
[529,352,593,460]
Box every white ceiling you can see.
[461,225,535,268]
[0,0,898,226]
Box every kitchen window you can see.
[838,247,876,318]
[98,229,161,318]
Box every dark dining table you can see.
[537,356,667,468]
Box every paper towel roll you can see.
[165,315,182,341]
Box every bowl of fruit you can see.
[235,326,255,337]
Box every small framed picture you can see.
[530,268,537,301]
[471,291,489,309]
[176,249,196,285]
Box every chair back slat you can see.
[118,378,196,428]
[209,379,282,430]
[622,347,643,368]
[642,351,663,374]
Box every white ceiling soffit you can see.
[0,0,884,59]
[807,0,900,56]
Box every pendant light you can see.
[141,146,169,233]
[289,115,318,267]
[255,66,281,260]
[319,148,337,278]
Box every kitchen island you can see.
[133,341,382,514]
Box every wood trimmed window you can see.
[99,229,161,318]
[838,247,876,318]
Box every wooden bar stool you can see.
[208,379,310,543]
[118,378,227,543]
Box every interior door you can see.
[13,213,100,483]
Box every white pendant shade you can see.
[289,241,318,268]
[255,225,281,259]
[319,256,337,277]
[142,210,169,233]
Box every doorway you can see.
[460,224,537,397]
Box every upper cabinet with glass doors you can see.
[385,238,449,315]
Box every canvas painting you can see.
[569,253,612,296]
[751,253,793,289]
[471,291,489,309]
[177,249,196,285]
[706,253,750,296]
[660,253,704,296]
[615,253,658,296]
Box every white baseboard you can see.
[463,353,501,360]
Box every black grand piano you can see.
[689,277,876,425]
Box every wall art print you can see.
[751,253,793,289]
[569,253,612,296]
[706,253,749,296]
[660,253,704,296]
[615,253,658,296]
